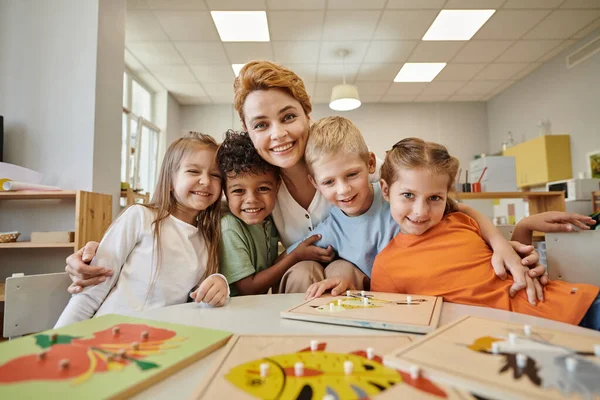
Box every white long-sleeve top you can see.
[55,205,227,328]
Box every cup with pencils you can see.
[471,167,487,193]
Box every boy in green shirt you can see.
[216,131,333,296]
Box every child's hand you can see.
[522,211,596,232]
[190,276,228,307]
[305,278,354,300]
[291,234,335,263]
[491,242,539,305]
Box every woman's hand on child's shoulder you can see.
[305,278,354,300]
[190,275,228,307]
[290,234,335,264]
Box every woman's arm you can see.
[512,211,596,245]
[55,206,145,327]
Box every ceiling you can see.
[124,0,600,105]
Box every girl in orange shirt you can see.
[371,138,599,330]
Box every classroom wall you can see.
[487,29,600,180]
[180,102,489,170]
[0,0,125,215]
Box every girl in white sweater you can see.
[55,132,228,327]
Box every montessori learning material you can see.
[281,290,443,334]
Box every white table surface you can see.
[130,293,600,400]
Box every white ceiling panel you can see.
[319,41,369,63]
[206,0,266,10]
[435,63,486,80]
[538,40,576,62]
[173,93,213,105]
[414,95,450,102]
[145,0,207,10]
[420,81,465,96]
[166,83,208,97]
[124,49,146,72]
[126,42,185,65]
[314,82,338,98]
[386,82,429,95]
[573,18,600,38]
[560,0,600,8]
[328,0,386,9]
[278,64,318,82]
[474,10,552,40]
[354,81,393,96]
[374,10,438,39]
[190,65,235,83]
[380,94,417,102]
[175,42,229,64]
[456,80,503,95]
[266,0,325,10]
[323,11,381,40]
[503,0,563,8]
[317,63,361,82]
[386,0,444,9]
[511,63,542,81]
[444,0,505,9]
[525,10,600,39]
[126,11,169,41]
[485,80,518,98]
[447,95,484,101]
[408,42,465,62]
[364,41,417,63]
[147,65,197,84]
[474,63,530,80]
[223,43,274,64]
[496,40,563,62]
[356,64,402,81]
[202,83,236,97]
[273,42,321,63]
[154,11,219,41]
[453,41,514,63]
[360,95,384,103]
[136,72,165,92]
[269,11,324,41]
[127,0,148,10]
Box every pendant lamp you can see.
[329,49,361,112]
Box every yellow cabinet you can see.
[503,135,572,188]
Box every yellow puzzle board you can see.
[193,335,474,400]
[280,291,443,333]
[384,316,600,400]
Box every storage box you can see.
[469,156,517,192]
[30,231,75,243]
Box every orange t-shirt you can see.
[372,212,598,325]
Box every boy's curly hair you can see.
[217,130,279,181]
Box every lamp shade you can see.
[329,83,361,111]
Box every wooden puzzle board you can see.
[193,335,474,400]
[280,291,443,333]
[0,314,232,400]
[384,316,600,400]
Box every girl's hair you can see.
[217,129,279,181]
[145,131,221,292]
[381,137,460,215]
[233,60,312,129]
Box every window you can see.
[121,71,160,203]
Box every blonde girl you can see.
[55,132,228,328]
[372,138,599,329]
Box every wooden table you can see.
[128,293,599,400]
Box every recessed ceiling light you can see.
[232,64,245,77]
[211,11,270,42]
[423,10,495,41]
[394,63,447,82]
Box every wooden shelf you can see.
[455,192,564,200]
[0,190,77,200]
[0,282,4,302]
[0,242,75,249]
